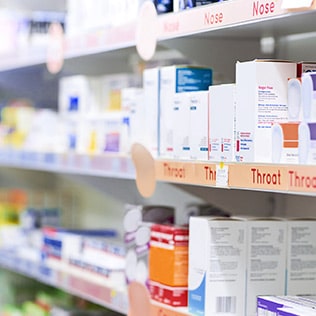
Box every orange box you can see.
[149,224,189,287]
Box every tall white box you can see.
[143,67,160,156]
[159,65,212,158]
[286,219,316,296]
[58,75,101,116]
[121,87,144,149]
[189,91,209,160]
[235,60,296,163]
[172,92,191,160]
[188,216,246,316]
[209,83,236,162]
[244,217,287,316]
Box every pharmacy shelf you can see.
[0,149,135,180]
[0,250,193,316]
[157,0,316,41]
[0,250,128,314]
[64,22,137,59]
[0,1,316,72]
[155,159,316,195]
[1,149,316,195]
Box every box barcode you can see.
[216,296,237,313]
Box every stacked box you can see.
[148,224,189,307]
[188,216,246,315]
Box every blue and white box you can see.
[188,216,246,316]
[159,65,212,158]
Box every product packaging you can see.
[271,122,299,164]
[58,75,101,116]
[243,216,287,316]
[148,224,189,306]
[188,216,246,315]
[235,59,296,163]
[209,83,236,162]
[298,122,316,164]
[143,67,160,156]
[286,219,316,296]
[124,204,174,286]
[159,65,212,158]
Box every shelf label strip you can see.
[287,165,316,193]
[157,0,286,40]
[229,164,288,191]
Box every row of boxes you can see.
[188,216,316,316]
[141,60,316,164]
[123,206,316,315]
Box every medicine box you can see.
[244,217,287,316]
[149,223,189,287]
[271,122,299,164]
[257,296,316,316]
[298,122,316,164]
[121,87,144,149]
[209,83,236,162]
[58,75,101,116]
[189,91,209,160]
[235,60,296,163]
[286,219,316,296]
[159,65,212,158]
[172,92,191,160]
[148,223,189,307]
[143,67,160,156]
[188,216,246,316]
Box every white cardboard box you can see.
[143,67,160,156]
[188,216,246,316]
[244,217,287,316]
[189,91,209,160]
[235,60,296,163]
[58,75,101,116]
[159,65,212,158]
[121,87,144,149]
[209,83,236,162]
[271,122,299,164]
[172,92,191,160]
[286,219,316,296]
[298,121,316,164]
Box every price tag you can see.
[216,162,229,187]
[281,0,313,9]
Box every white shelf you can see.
[0,250,128,314]
[0,1,315,71]
[0,149,135,180]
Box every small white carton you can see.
[243,216,287,316]
[271,122,299,164]
[189,90,209,160]
[298,121,316,164]
[58,75,101,116]
[159,65,212,158]
[209,83,236,162]
[121,87,145,149]
[143,67,160,156]
[188,216,246,316]
[286,218,316,296]
[172,92,191,160]
[235,59,296,163]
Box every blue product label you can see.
[69,96,79,111]
[176,68,213,92]
[188,272,206,315]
